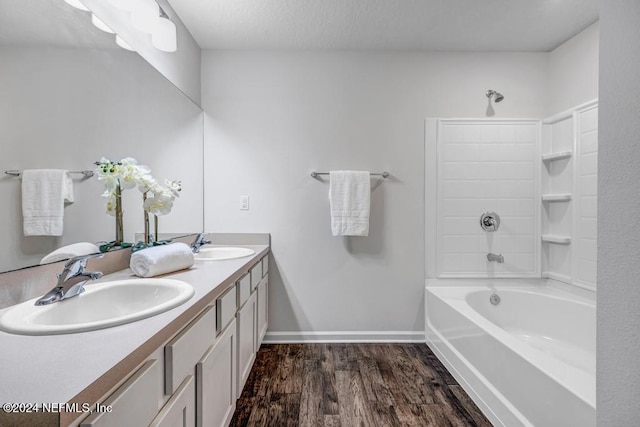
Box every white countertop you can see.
[0,245,269,405]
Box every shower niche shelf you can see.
[542,234,572,245]
[542,193,572,202]
[542,151,573,162]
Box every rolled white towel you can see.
[40,242,101,264]
[130,242,195,278]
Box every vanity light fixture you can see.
[64,0,176,53]
[107,0,135,12]
[152,7,177,52]
[64,0,89,12]
[131,0,160,34]
[115,35,136,51]
[91,14,115,34]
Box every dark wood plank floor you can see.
[230,343,493,427]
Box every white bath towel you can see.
[21,169,74,236]
[130,242,195,278]
[329,170,371,236]
[40,242,101,264]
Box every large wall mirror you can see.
[0,0,204,273]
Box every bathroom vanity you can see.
[0,237,269,427]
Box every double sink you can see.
[0,246,255,336]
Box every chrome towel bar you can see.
[310,171,389,178]
[5,170,95,178]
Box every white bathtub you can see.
[425,279,595,427]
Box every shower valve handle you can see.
[480,212,500,232]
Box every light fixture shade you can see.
[91,14,115,34]
[115,35,135,52]
[107,0,135,12]
[64,0,89,11]
[152,16,177,52]
[131,0,160,34]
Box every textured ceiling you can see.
[168,0,599,51]
[0,0,115,48]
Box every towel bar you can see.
[5,170,95,178]
[311,171,389,178]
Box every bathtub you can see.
[425,279,595,427]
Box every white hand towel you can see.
[22,169,74,236]
[40,242,101,264]
[329,170,371,236]
[130,242,195,278]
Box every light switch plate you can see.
[240,195,249,210]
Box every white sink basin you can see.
[0,278,194,335]
[194,246,255,261]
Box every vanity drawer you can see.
[165,306,216,395]
[216,285,237,334]
[81,359,162,427]
[236,273,251,308]
[250,263,261,291]
[262,255,269,277]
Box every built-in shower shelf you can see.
[542,193,572,202]
[542,234,572,244]
[542,151,573,162]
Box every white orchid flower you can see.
[104,191,117,216]
[136,173,157,193]
[144,193,174,216]
[164,179,182,198]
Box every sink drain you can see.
[489,293,501,305]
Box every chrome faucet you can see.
[487,253,504,263]
[191,233,211,253]
[35,254,104,306]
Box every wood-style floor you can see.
[230,343,493,427]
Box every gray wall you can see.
[201,51,548,339]
[547,22,600,116]
[598,1,640,424]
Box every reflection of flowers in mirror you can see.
[143,179,182,216]
[94,157,181,216]
[95,157,148,215]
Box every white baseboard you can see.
[263,331,426,344]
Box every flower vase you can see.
[143,193,151,244]
[154,215,159,243]
[114,186,124,245]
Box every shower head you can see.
[486,89,504,103]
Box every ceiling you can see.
[168,0,598,52]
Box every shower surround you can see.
[435,119,540,278]
[425,104,598,426]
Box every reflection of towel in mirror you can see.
[329,171,370,236]
[130,243,195,278]
[40,242,101,265]
[22,169,74,236]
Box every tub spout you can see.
[487,253,504,263]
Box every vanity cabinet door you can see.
[256,276,268,349]
[236,292,257,398]
[149,375,195,427]
[196,318,237,427]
